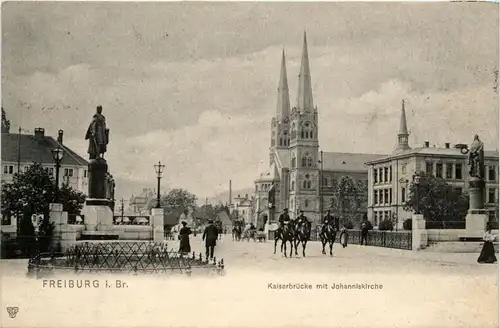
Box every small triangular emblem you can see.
[7,306,19,319]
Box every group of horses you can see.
[273,220,339,258]
[231,225,266,243]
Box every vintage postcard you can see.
[0,1,498,328]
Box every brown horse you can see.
[320,224,337,256]
[293,220,311,257]
[274,223,295,257]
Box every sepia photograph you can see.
[0,2,498,327]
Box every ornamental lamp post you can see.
[51,147,64,202]
[31,213,43,255]
[154,161,165,209]
[318,149,324,222]
[412,173,421,215]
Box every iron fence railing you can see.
[27,241,225,278]
[349,230,412,250]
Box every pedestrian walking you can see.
[203,219,219,260]
[339,226,349,248]
[478,222,498,264]
[178,221,192,255]
[360,218,369,246]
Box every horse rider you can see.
[321,209,335,236]
[278,208,291,229]
[296,210,310,228]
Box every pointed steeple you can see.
[296,31,314,112]
[394,99,411,152]
[276,49,291,121]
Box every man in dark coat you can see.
[321,210,335,236]
[278,208,291,228]
[203,219,219,260]
[360,218,370,246]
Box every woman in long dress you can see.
[477,222,497,264]
[178,221,192,255]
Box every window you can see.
[455,164,462,180]
[279,138,283,146]
[401,187,406,203]
[384,189,389,204]
[383,167,388,182]
[488,166,496,181]
[301,122,313,139]
[389,166,392,182]
[291,156,296,169]
[455,187,463,195]
[48,167,54,176]
[373,190,378,205]
[291,181,295,191]
[307,157,313,167]
[445,164,453,179]
[23,166,29,172]
[436,163,443,178]
[3,165,13,174]
[84,170,87,178]
[426,162,433,175]
[302,153,313,168]
[302,156,307,167]
[401,164,407,174]
[389,189,392,204]
[304,199,309,208]
[64,168,74,177]
[488,189,496,204]
[373,169,378,184]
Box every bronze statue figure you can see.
[85,105,109,160]
[468,134,485,179]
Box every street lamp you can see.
[154,161,165,209]
[318,149,324,221]
[412,173,421,215]
[51,147,64,202]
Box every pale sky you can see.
[2,2,499,201]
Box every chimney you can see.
[445,143,450,149]
[424,141,430,147]
[57,129,64,144]
[245,193,248,199]
[34,128,45,139]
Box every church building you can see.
[253,33,386,230]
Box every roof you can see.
[367,146,499,165]
[1,133,88,166]
[322,152,387,172]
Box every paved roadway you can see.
[0,235,497,328]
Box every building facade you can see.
[366,100,499,228]
[233,193,254,224]
[1,127,89,193]
[253,33,386,230]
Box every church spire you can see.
[395,99,411,152]
[296,31,314,112]
[276,49,290,121]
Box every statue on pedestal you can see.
[85,105,110,160]
[468,134,485,180]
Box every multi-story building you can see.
[233,193,253,224]
[1,127,89,193]
[366,100,499,228]
[253,33,387,230]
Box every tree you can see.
[146,188,197,211]
[60,181,86,215]
[330,176,364,222]
[1,163,85,255]
[1,162,87,223]
[404,172,468,224]
[1,107,10,133]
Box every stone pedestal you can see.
[84,202,114,232]
[461,212,488,240]
[412,214,427,251]
[459,177,488,241]
[88,158,108,199]
[151,208,164,242]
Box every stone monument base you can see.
[84,199,114,232]
[459,211,488,241]
[80,231,120,241]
